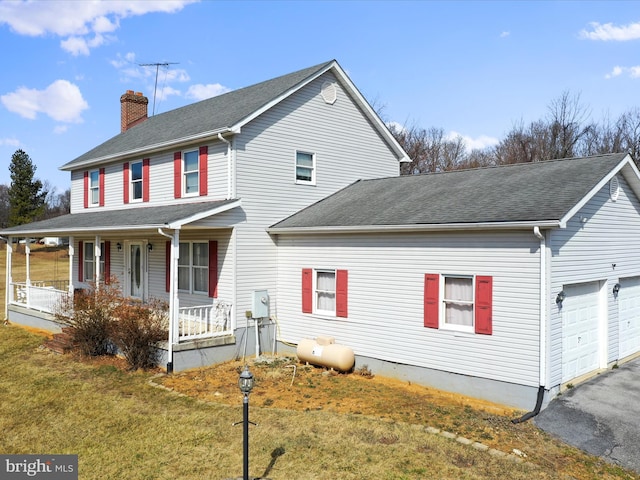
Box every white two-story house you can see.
[1,60,409,372]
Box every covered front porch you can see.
[1,200,243,371]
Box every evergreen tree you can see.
[8,149,47,226]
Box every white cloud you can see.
[1,80,89,123]
[0,1,198,55]
[185,83,231,101]
[580,21,640,41]
[0,137,20,147]
[447,131,499,152]
[500,31,510,38]
[605,65,640,79]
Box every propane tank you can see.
[297,337,355,372]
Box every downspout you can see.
[218,133,232,200]
[512,226,547,423]
[68,237,74,296]
[158,227,176,374]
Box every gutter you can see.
[512,226,547,423]
[267,220,562,235]
[60,127,241,171]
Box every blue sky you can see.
[1,0,640,193]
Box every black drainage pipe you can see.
[511,385,545,424]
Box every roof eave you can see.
[60,127,239,171]
[165,199,242,229]
[268,220,562,235]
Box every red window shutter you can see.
[199,146,208,196]
[424,273,439,328]
[336,269,348,317]
[165,240,171,293]
[142,158,150,202]
[104,241,111,284]
[302,268,313,313]
[475,276,493,335]
[78,241,84,282]
[99,168,105,206]
[173,152,182,199]
[83,171,88,208]
[208,240,218,298]
[123,162,129,204]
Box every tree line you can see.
[0,149,70,229]
[388,91,640,175]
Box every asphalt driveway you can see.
[534,357,640,474]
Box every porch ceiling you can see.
[0,199,241,236]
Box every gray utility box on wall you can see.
[252,290,270,319]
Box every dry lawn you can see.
[1,244,638,479]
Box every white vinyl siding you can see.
[231,71,400,329]
[548,174,640,386]
[275,231,541,387]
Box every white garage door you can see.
[618,276,640,359]
[562,281,602,383]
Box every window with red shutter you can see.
[474,276,493,335]
[99,168,105,206]
[302,268,313,313]
[173,152,182,198]
[424,274,440,328]
[208,240,218,298]
[142,158,150,202]
[123,162,129,204]
[199,146,208,196]
[78,241,84,281]
[336,270,348,317]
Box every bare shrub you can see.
[55,278,121,356]
[111,298,168,370]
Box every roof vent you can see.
[610,176,620,202]
[321,81,337,105]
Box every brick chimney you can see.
[120,90,149,132]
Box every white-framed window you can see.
[130,160,143,201]
[315,269,336,314]
[178,241,209,294]
[442,275,474,332]
[183,150,199,195]
[89,170,100,205]
[295,151,315,185]
[84,241,105,282]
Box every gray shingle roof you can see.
[61,60,336,170]
[270,153,631,230]
[0,200,238,236]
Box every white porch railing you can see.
[10,280,70,314]
[178,301,232,341]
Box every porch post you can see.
[94,235,101,289]
[4,238,12,320]
[68,236,74,295]
[25,240,31,309]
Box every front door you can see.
[126,242,146,300]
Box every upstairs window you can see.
[295,151,315,185]
[183,150,199,195]
[131,161,143,200]
[174,147,208,198]
[84,168,104,208]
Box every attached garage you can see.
[618,276,640,359]
[561,281,604,383]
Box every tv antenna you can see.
[138,62,179,115]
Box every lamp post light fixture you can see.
[239,365,254,480]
